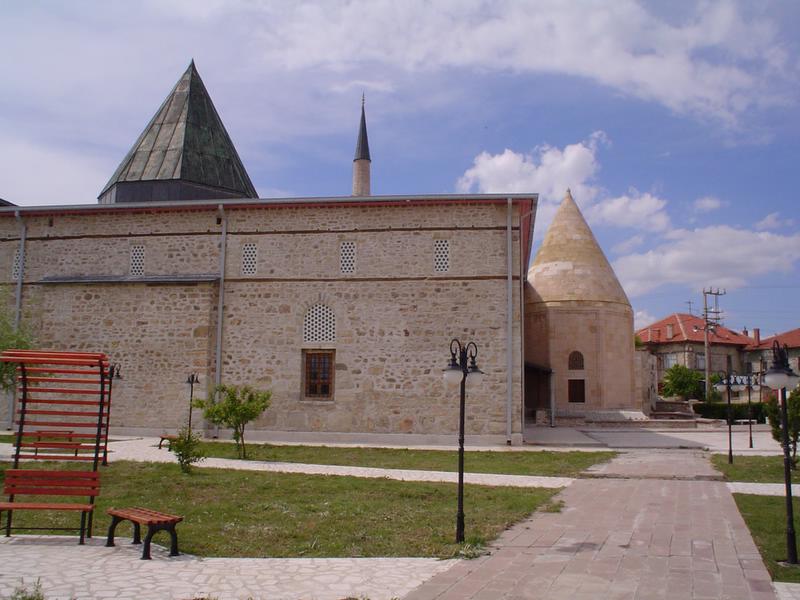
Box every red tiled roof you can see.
[752,328,800,350]
[636,313,753,346]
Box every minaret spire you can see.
[352,94,371,196]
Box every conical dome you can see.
[528,190,630,306]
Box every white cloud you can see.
[586,189,671,232]
[755,211,793,231]
[634,309,657,330]
[0,137,113,206]
[693,196,726,212]
[614,225,800,297]
[613,235,646,255]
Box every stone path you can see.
[404,451,779,600]
[0,536,456,600]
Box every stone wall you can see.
[0,200,526,440]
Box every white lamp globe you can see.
[466,365,485,387]
[764,369,790,391]
[443,364,463,387]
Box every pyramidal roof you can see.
[353,94,371,161]
[528,190,630,306]
[98,61,257,201]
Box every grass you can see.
[712,454,799,483]
[195,440,615,477]
[0,433,16,444]
[0,461,556,558]
[734,493,800,582]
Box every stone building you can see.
[1,62,639,442]
[524,191,637,423]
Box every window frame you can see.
[568,379,586,403]
[302,349,335,400]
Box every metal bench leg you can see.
[132,523,141,544]
[106,515,123,547]
[3,510,10,537]
[87,510,94,539]
[79,512,86,545]
[141,526,155,560]
[167,525,179,556]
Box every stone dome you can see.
[528,190,630,306]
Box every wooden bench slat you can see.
[0,502,94,511]
[107,507,182,525]
[20,410,103,418]
[15,420,102,428]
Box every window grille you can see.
[340,241,356,273]
[303,304,336,343]
[433,239,449,272]
[568,351,584,370]
[304,350,335,398]
[11,249,22,280]
[130,245,145,277]
[242,243,257,275]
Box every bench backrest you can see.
[3,469,101,499]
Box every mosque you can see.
[0,62,639,444]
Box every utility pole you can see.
[702,288,726,399]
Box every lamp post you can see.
[443,338,484,544]
[738,373,760,449]
[764,341,800,565]
[714,371,743,464]
[186,373,200,433]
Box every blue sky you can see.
[1,1,798,336]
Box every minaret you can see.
[352,94,371,196]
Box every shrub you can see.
[765,387,800,468]
[194,384,271,459]
[662,365,703,400]
[10,579,45,600]
[692,402,767,423]
[169,427,206,473]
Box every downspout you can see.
[8,213,26,428]
[13,212,26,330]
[505,199,513,445]
[213,205,228,437]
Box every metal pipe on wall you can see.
[506,198,513,444]
[213,205,228,437]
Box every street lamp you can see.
[186,373,200,433]
[443,338,484,543]
[763,341,800,565]
[736,373,761,449]
[714,371,743,464]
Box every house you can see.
[745,328,800,380]
[0,62,640,442]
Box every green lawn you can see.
[0,461,556,558]
[734,494,800,582]
[712,454,798,483]
[195,440,615,477]
[0,433,15,444]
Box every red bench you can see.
[0,469,100,544]
[105,506,183,559]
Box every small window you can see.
[434,239,449,272]
[663,353,678,368]
[696,353,706,370]
[340,241,356,273]
[242,243,257,275]
[11,249,22,280]
[303,304,336,343]
[568,379,585,403]
[303,350,335,399]
[130,245,145,277]
[568,351,584,370]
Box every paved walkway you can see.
[404,451,780,600]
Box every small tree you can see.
[169,427,206,473]
[0,291,34,393]
[661,364,703,401]
[194,384,271,459]
[765,387,800,468]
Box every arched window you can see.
[303,304,336,343]
[568,351,584,370]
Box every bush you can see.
[765,387,800,468]
[10,579,45,600]
[194,384,271,459]
[691,402,767,424]
[662,365,703,400]
[169,427,206,473]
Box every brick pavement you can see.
[404,451,778,600]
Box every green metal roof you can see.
[98,61,257,200]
